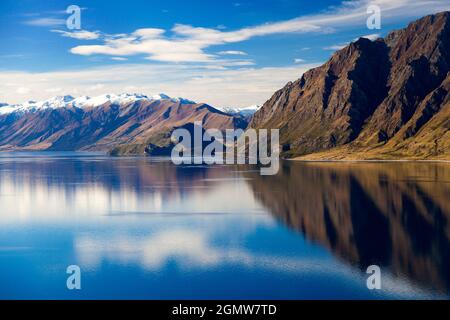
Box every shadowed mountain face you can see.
[0,99,247,153]
[250,12,450,159]
[246,162,450,293]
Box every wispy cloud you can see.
[323,44,347,51]
[61,0,450,63]
[51,29,101,40]
[15,87,30,94]
[0,63,318,107]
[24,17,65,27]
[22,7,88,26]
[218,50,248,55]
[0,54,28,59]
[45,87,63,93]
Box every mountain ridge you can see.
[0,93,248,153]
[0,93,196,115]
[249,11,450,160]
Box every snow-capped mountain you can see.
[218,105,260,119]
[0,93,248,153]
[0,95,75,115]
[0,94,260,122]
[0,93,197,115]
[150,94,196,105]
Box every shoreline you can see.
[289,158,450,163]
[0,150,449,164]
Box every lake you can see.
[0,152,448,299]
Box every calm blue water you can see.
[0,152,448,299]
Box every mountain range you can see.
[0,93,251,153]
[0,12,449,160]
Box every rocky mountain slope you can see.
[0,94,247,153]
[249,12,450,160]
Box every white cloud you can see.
[221,60,255,67]
[51,29,101,40]
[45,87,62,93]
[323,44,347,51]
[294,58,305,63]
[15,87,30,94]
[62,0,450,63]
[70,27,217,62]
[89,83,105,90]
[218,51,248,56]
[111,57,128,61]
[0,63,318,107]
[24,18,66,27]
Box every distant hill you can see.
[249,12,450,160]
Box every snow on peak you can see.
[150,93,195,104]
[173,97,196,104]
[218,105,261,116]
[71,96,91,107]
[151,93,171,100]
[0,93,197,116]
[38,95,75,109]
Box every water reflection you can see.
[0,153,448,299]
[246,162,450,294]
[0,153,260,220]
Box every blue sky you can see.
[1,0,449,107]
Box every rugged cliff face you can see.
[249,12,450,159]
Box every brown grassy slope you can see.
[297,73,450,160]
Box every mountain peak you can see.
[151,93,171,100]
[250,11,450,159]
[0,92,197,115]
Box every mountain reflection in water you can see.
[0,153,448,299]
[247,161,450,293]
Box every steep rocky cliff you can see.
[249,12,450,159]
